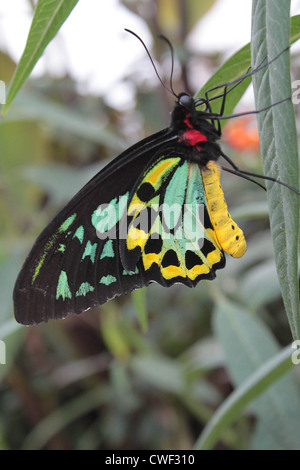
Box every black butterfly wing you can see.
[14,128,177,325]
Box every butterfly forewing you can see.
[14,129,177,324]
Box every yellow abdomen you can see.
[202,161,246,258]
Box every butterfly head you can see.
[177,93,195,111]
[172,92,219,145]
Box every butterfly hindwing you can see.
[121,154,226,287]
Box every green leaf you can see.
[194,343,294,450]
[185,0,218,30]
[290,15,300,42]
[251,3,300,340]
[210,300,300,449]
[196,43,252,120]
[132,288,148,332]
[130,355,184,394]
[100,303,131,359]
[251,421,287,450]
[239,259,281,309]
[6,93,125,151]
[195,299,300,450]
[2,0,79,114]
[22,385,109,449]
[0,428,8,450]
[0,255,20,323]
[196,15,300,121]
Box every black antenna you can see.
[194,45,290,127]
[157,34,177,97]
[124,30,298,196]
[222,166,266,191]
[125,28,177,98]
[208,96,291,121]
[221,151,300,196]
[201,46,290,102]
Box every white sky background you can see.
[0,0,299,108]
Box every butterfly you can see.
[13,31,293,325]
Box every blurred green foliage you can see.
[0,0,299,451]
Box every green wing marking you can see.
[73,225,84,244]
[56,270,72,300]
[124,157,225,285]
[32,213,77,284]
[82,241,97,263]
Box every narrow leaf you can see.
[251,2,300,339]
[2,0,79,114]
[194,344,294,450]
[132,288,148,332]
[211,301,300,449]
[197,15,300,121]
[196,43,251,120]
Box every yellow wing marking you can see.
[126,158,227,283]
[202,161,247,258]
[147,159,177,186]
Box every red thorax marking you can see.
[179,115,208,146]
